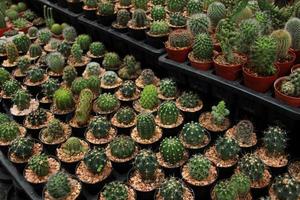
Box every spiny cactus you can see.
[28,154,49,177]
[89,116,111,138]
[271,29,292,60]
[207,2,226,29]
[110,136,136,159]
[120,80,136,98]
[188,154,211,180]
[151,5,166,21]
[38,29,52,44]
[230,173,251,197]
[214,180,237,200]
[186,0,202,16]
[46,52,65,74]
[89,41,105,57]
[281,69,300,97]
[136,113,156,139]
[96,93,119,112]
[285,18,300,51]
[239,154,265,181]
[134,149,158,180]
[187,13,210,36]
[28,44,42,58]
[0,122,19,142]
[6,42,19,64]
[43,119,64,143]
[159,178,184,200]
[211,101,230,126]
[84,148,107,173]
[42,78,59,99]
[131,9,149,28]
[53,88,74,111]
[133,0,148,10]
[140,69,155,85]
[159,78,177,98]
[51,24,63,36]
[28,108,47,126]
[27,67,45,83]
[63,26,77,43]
[3,79,21,96]
[12,89,30,110]
[182,122,205,145]
[235,120,254,144]
[139,84,159,110]
[0,9,6,29]
[84,0,97,8]
[58,41,71,57]
[178,91,199,109]
[75,34,92,52]
[216,136,240,160]
[46,172,71,199]
[85,62,101,76]
[263,126,287,155]
[12,34,31,54]
[118,55,141,79]
[71,77,88,95]
[119,0,131,7]
[167,0,185,12]
[116,107,135,125]
[158,101,179,125]
[98,0,115,16]
[102,52,121,70]
[102,182,128,200]
[0,40,7,55]
[149,20,170,36]
[71,43,83,63]
[62,65,77,86]
[169,12,186,27]
[272,174,300,200]
[74,89,93,126]
[168,29,193,48]
[102,71,119,85]
[10,137,34,159]
[0,67,10,87]
[28,26,38,38]
[192,33,213,61]
[17,56,30,74]
[87,75,101,93]
[62,137,83,156]
[0,113,11,124]
[237,18,260,54]
[116,9,131,27]
[160,137,185,164]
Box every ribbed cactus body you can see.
[237,18,260,54]
[13,90,30,110]
[28,154,49,176]
[271,29,292,60]
[120,0,131,6]
[102,182,128,200]
[84,148,107,173]
[168,29,193,48]
[45,119,64,143]
[169,12,186,27]
[134,149,158,180]
[42,78,59,99]
[74,89,93,126]
[46,172,71,199]
[263,126,287,155]
[139,84,159,110]
[133,0,148,10]
[211,101,229,126]
[110,136,136,159]
[63,26,77,43]
[3,79,21,96]
[27,67,45,83]
[239,154,265,181]
[140,69,155,85]
[29,44,42,58]
[187,13,209,36]
[193,33,213,60]
[71,43,83,63]
[132,9,148,27]
[151,5,166,21]
[6,42,19,64]
[10,137,34,159]
[235,120,254,144]
[102,52,121,70]
[28,108,47,126]
[216,136,240,160]
[71,77,88,95]
[38,29,52,44]
[75,34,92,52]
[182,122,205,145]
[53,88,74,111]
[230,173,251,197]
[187,154,211,180]
[89,41,105,57]
[186,0,201,16]
[137,113,156,139]
[120,80,136,97]
[178,91,199,108]
[96,93,119,112]
[214,180,237,200]
[207,2,226,28]
[13,34,31,54]
[89,116,111,138]
[28,26,38,38]
[116,9,131,27]
[46,52,65,73]
[62,137,83,156]
[116,107,135,125]
[159,78,177,98]
[160,178,184,200]
[87,75,100,93]
[102,71,118,85]
[158,101,179,125]
[273,174,300,200]
[0,122,19,142]
[84,0,97,8]
[160,137,184,164]
[167,0,185,12]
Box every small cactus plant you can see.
[27,67,45,83]
[84,148,107,173]
[75,34,92,52]
[151,5,166,21]
[9,137,34,159]
[169,12,186,27]
[110,136,136,159]
[187,13,210,36]
[235,120,254,144]
[71,77,88,95]
[0,113,11,125]
[168,29,193,48]
[115,9,131,27]
[89,41,105,57]
[28,154,49,177]
[271,29,292,61]
[96,93,119,112]
[262,126,287,155]
[102,71,118,85]
[133,0,148,10]
[12,34,31,54]
[167,0,185,12]
[87,75,101,93]
[134,149,158,180]
[89,116,111,138]
[158,101,180,125]
[187,154,211,180]
[43,119,65,143]
[74,89,93,126]
[239,154,265,181]
[159,78,177,98]
[159,178,184,200]
[27,108,47,126]
[58,41,71,57]
[182,122,205,145]
[71,43,83,63]
[46,52,65,74]
[46,172,71,199]
[38,29,52,44]
[28,43,43,58]
[3,79,21,96]
[53,88,74,111]
[272,174,300,200]
[62,65,77,86]
[285,17,300,51]
[84,0,97,8]
[214,180,237,200]
[62,137,84,156]
[0,67,10,87]
[42,78,60,99]
[186,0,202,16]
[63,26,77,43]
[98,0,115,16]
[130,9,149,28]
[207,2,226,29]
[139,84,160,110]
[230,173,251,197]
[178,91,200,108]
[116,107,136,125]
[5,42,19,64]
[17,56,31,74]
[85,62,101,76]
[215,136,240,160]
[140,69,155,85]
[280,69,300,97]
[160,137,185,164]
[12,89,31,110]
[102,52,121,70]
[149,20,170,36]
[211,101,230,126]
[119,80,136,98]
[0,122,20,142]
[192,33,213,61]
[136,113,156,139]
[102,182,128,200]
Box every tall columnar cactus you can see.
[62,65,77,86]
[44,119,64,143]
[71,43,83,63]
[89,116,111,138]
[13,90,30,110]
[230,173,251,197]
[187,13,210,36]
[131,9,149,28]
[151,5,166,21]
[46,172,71,199]
[235,120,254,144]
[102,71,118,85]
[187,154,211,180]
[168,29,193,48]
[211,101,230,126]
[28,108,47,126]
[3,79,21,96]
[96,93,119,112]
[116,107,135,125]
[84,148,107,173]
[110,136,136,159]
[102,182,128,200]
[53,88,74,111]
[207,2,226,29]
[139,84,159,110]
[169,12,187,27]
[28,154,49,177]
[167,0,185,12]
[158,101,179,125]
[38,29,52,44]
[75,34,92,52]
[62,137,83,156]
[89,41,105,57]
[6,42,19,64]
[42,78,59,99]
[71,77,88,95]
[10,137,34,159]
[159,78,177,98]
[159,178,184,200]
[134,149,158,180]
[63,26,77,43]
[74,89,93,126]
[12,34,31,54]
[285,18,300,51]
[43,6,54,28]
[102,52,121,70]
[237,18,260,54]
[239,154,265,181]
[214,180,237,200]
[46,52,65,74]
[192,33,213,61]
[116,9,131,27]
[216,136,240,160]
[28,44,42,58]
[27,67,45,83]
[263,126,287,155]
[186,0,201,15]
[271,29,292,60]
[272,174,300,200]
[136,113,156,139]
[133,0,148,10]
[182,122,205,145]
[160,137,185,164]
[0,122,19,142]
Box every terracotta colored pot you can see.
[291,64,300,73]
[213,53,247,81]
[242,66,278,93]
[188,52,212,71]
[0,23,12,37]
[165,42,191,63]
[290,48,300,64]
[274,77,300,107]
[275,50,296,77]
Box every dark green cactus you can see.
[28,26,39,38]
[216,136,240,160]
[63,26,77,43]
[211,101,230,126]
[271,29,292,60]
[38,28,52,44]
[159,178,184,200]
[140,69,155,85]
[46,172,71,199]
[192,33,213,61]
[46,52,65,74]
[214,180,237,200]
[6,42,19,64]
[89,41,105,57]
[120,80,136,97]
[87,75,101,93]
[187,13,210,36]
[263,126,287,155]
[0,113,11,124]
[167,0,185,12]
[187,0,202,16]
[84,0,97,8]
[207,2,226,29]
[168,29,193,48]
[158,101,179,125]
[239,154,265,181]
[272,174,300,200]
[102,52,121,70]
[62,65,77,86]
[187,154,211,180]
[159,78,177,98]
[235,120,254,144]
[230,173,251,197]
[17,56,31,74]
[0,67,10,87]
[98,0,115,16]
[285,18,300,51]
[178,91,200,108]
[149,20,170,36]
[3,79,21,96]
[182,122,205,145]
[28,108,47,126]
[0,122,19,142]
[71,43,83,63]
[74,89,93,126]
[9,137,34,159]
[71,77,88,95]
[136,113,156,139]
[102,182,128,200]
[12,34,31,54]
[139,84,159,110]
[12,89,30,110]
[134,149,158,180]
[116,107,135,125]
[96,93,119,112]
[84,148,107,173]
[0,40,7,55]
[58,41,71,57]
[28,154,49,177]
[75,34,92,52]
[53,88,74,111]
[42,78,59,99]
[110,135,136,159]
[133,0,148,10]
[28,44,42,58]
[116,9,131,27]
[151,5,166,21]
[102,71,118,85]
[131,9,149,28]
[160,137,185,164]
[89,116,111,138]
[120,0,131,7]
[43,119,65,143]
[62,137,84,156]
[27,67,45,83]
[169,12,187,27]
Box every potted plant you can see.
[62,65,78,87]
[2,42,19,70]
[116,0,132,9]
[12,34,31,56]
[23,67,48,95]
[27,26,38,41]
[158,78,178,100]
[135,69,160,88]
[75,148,113,194]
[243,35,278,93]
[288,160,300,182]
[112,9,131,32]
[100,71,123,90]
[0,40,7,60]
[62,26,77,44]
[28,43,43,61]
[67,43,91,74]
[83,0,98,20]
[102,52,121,70]
[51,87,75,119]
[176,91,203,118]
[150,5,166,21]
[93,93,120,115]
[165,29,193,63]
[83,62,105,78]
[269,174,300,200]
[12,18,32,33]
[168,12,186,29]
[46,52,65,78]
[187,13,209,36]
[0,11,11,37]
[127,9,150,40]
[85,116,117,145]
[285,18,300,65]
[274,68,300,107]
[44,39,61,53]
[99,181,136,200]
[166,0,185,12]
[39,78,60,107]
[13,56,31,81]
[199,100,230,133]
[146,20,170,49]
[116,80,140,102]
[87,41,106,63]
[66,0,83,14]
[207,2,226,30]
[111,107,137,131]
[0,121,26,151]
[75,34,92,53]
[229,173,252,199]
[211,180,237,200]
[1,79,21,100]
[188,33,214,70]
[118,55,142,80]
[96,0,116,26]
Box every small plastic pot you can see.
[97,14,116,26]
[67,1,83,13]
[83,6,97,20]
[111,160,133,174]
[188,52,213,71]
[128,27,147,41]
[274,77,300,107]
[275,50,296,77]
[165,43,191,63]
[146,32,168,49]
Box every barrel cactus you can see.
[230,173,251,197]
[262,126,287,155]
[38,29,52,44]
[151,5,166,21]
[149,20,170,36]
[159,78,177,98]
[159,178,184,200]
[46,52,65,74]
[53,88,74,111]
[158,101,180,125]
[160,137,185,164]
[28,154,49,177]
[140,69,155,85]
[136,113,156,139]
[116,9,131,27]
[134,149,158,180]
[271,29,292,61]
[28,43,42,58]
[0,113,11,124]
[63,26,77,43]
[139,84,159,110]
[46,172,71,199]
[193,32,213,61]
[133,0,148,10]
[216,136,240,160]
[84,0,97,8]
[102,182,128,200]
[62,137,84,156]
[167,0,185,12]
[27,108,47,126]
[71,43,83,63]
[98,0,115,16]
[12,89,31,110]
[89,116,111,138]
[0,122,20,142]
[239,154,265,181]
[211,101,230,126]
[0,67,10,87]
[187,154,211,180]
[43,119,64,143]
[178,91,200,108]
[5,42,19,64]
[89,41,105,57]
[16,56,30,74]
[62,65,77,86]
[9,137,34,159]
[285,18,300,51]
[27,67,45,83]
[207,2,226,29]
[102,71,118,85]
[182,122,205,145]
[42,78,59,99]
[187,0,202,16]
[110,136,136,159]
[71,77,88,95]
[87,75,101,93]
[12,34,31,54]
[85,62,101,76]
[116,107,135,125]
[272,174,300,200]
[187,13,210,36]
[235,120,254,144]
[75,34,92,52]
[169,12,186,27]
[280,69,300,97]
[3,79,21,96]
[58,41,71,57]
[130,9,149,28]
[84,148,107,173]
[119,80,136,98]
[96,93,119,112]
[102,52,121,70]
[168,29,193,48]
[214,180,237,200]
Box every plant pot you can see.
[57,0,68,7]
[128,26,148,40]
[290,48,300,64]
[67,0,83,13]
[155,114,184,137]
[97,13,117,26]
[0,25,11,37]
[112,22,128,33]
[14,22,33,34]
[188,52,213,71]
[213,53,247,81]
[83,6,97,20]
[165,42,191,63]
[242,66,278,93]
[274,77,300,107]
[146,32,168,49]
[291,64,300,73]
[275,50,296,77]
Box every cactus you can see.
[58,41,71,57]
[116,9,131,27]
[98,0,115,16]
[62,65,77,86]
[120,80,136,97]
[23,10,36,22]
[133,0,148,10]
[110,136,136,159]
[214,180,237,200]
[51,24,63,36]
[151,5,166,21]
[62,137,83,155]
[12,18,30,30]
[53,88,74,111]
[182,122,205,145]
[96,93,119,112]
[3,79,21,96]
[272,174,300,200]
[89,41,105,57]
[159,178,184,200]
[230,173,251,197]
[27,67,45,83]
[44,119,64,143]
[0,9,6,29]
[84,148,107,173]
[38,29,52,44]
[192,33,213,61]
[87,75,101,93]
[28,108,47,126]
[186,0,201,16]
[136,113,156,139]
[167,0,185,12]
[139,84,159,110]
[5,9,18,21]
[6,42,19,64]
[159,78,177,98]
[0,40,7,55]
[12,34,31,54]
[130,9,149,28]
[0,67,10,87]
[48,39,61,50]
[216,136,240,160]
[239,154,265,181]
[249,36,277,76]
[71,43,83,63]
[46,52,65,74]
[84,0,97,8]
[28,44,42,58]
[263,126,287,155]
[207,2,226,29]
[102,52,121,70]
[149,20,170,36]
[12,90,30,110]
[140,69,155,85]
[0,122,19,142]
[281,80,296,96]
[168,29,193,48]
[43,6,54,28]
[169,12,186,27]
[120,0,131,7]
[63,26,77,43]
[10,137,34,159]
[160,137,185,164]
[85,62,101,76]
[235,120,254,144]
[28,26,38,38]
[75,34,92,52]
[89,116,111,138]
[281,69,300,97]
[71,77,88,95]
[285,18,300,51]
[17,56,30,74]
[187,154,211,180]
[158,101,179,125]
[116,107,135,125]
[102,71,118,85]
[178,91,199,108]
[118,55,141,79]
[74,89,93,126]
[211,101,230,126]
[152,0,165,5]
[134,149,158,180]
[0,113,11,124]
[271,29,292,60]
[102,182,128,200]
[187,13,210,36]
[28,154,49,177]
[46,172,71,199]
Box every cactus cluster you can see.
[17,56,30,74]
[211,101,230,126]
[134,149,158,180]
[151,5,166,21]
[62,137,83,156]
[237,19,260,54]
[158,101,179,125]
[46,172,71,199]
[263,126,287,155]
[62,65,77,86]
[120,80,136,98]
[89,116,111,138]
[139,84,159,110]
[215,136,240,160]
[168,29,193,48]
[86,75,101,93]
[116,107,135,125]
[159,178,184,200]
[53,88,74,111]
[133,0,148,10]
[89,41,105,57]
[28,108,47,126]
[74,89,93,126]
[159,78,177,98]
[182,122,205,145]
[0,122,20,142]
[10,137,34,159]
[102,52,121,70]
[3,79,21,96]
[13,89,31,110]
[280,69,300,97]
[160,137,185,164]
[187,154,211,180]
[192,33,213,61]
[272,174,300,200]
[149,20,170,36]
[96,93,119,112]
[27,67,45,83]
[46,52,65,74]
[239,154,265,181]
[136,113,156,139]
[102,182,128,200]
[187,13,210,36]
[110,136,136,159]
[207,2,226,29]
[12,34,31,54]
[235,120,254,144]
[58,41,71,57]
[84,0,97,8]
[118,55,141,79]
[28,154,49,177]
[84,148,107,173]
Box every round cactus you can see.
[17,56,31,74]
[120,80,136,97]
[214,180,237,200]
[186,0,202,16]
[27,67,45,83]
[159,178,184,200]
[98,0,115,16]
[28,43,42,58]
[38,29,52,44]
[0,122,20,142]
[187,154,211,180]
[84,0,97,8]
[5,42,19,64]
[207,2,226,29]
[151,5,166,21]
[102,182,128,200]
[285,17,300,51]
[0,40,7,55]
[158,101,179,125]
[182,122,205,145]
[89,116,111,138]
[84,148,107,173]
[102,71,118,85]
[187,13,210,36]
[211,101,230,126]
[0,67,10,87]
[0,113,11,124]
[71,77,88,95]
[28,154,49,177]
[230,173,251,197]
[271,29,292,60]
[235,120,254,144]
[3,79,21,96]
[85,62,101,76]
[131,9,149,28]
[272,174,300,200]
[140,69,155,85]
[46,172,71,199]
[12,89,31,110]
[263,126,287,155]
[159,78,177,98]
[62,137,83,156]
[133,0,148,10]
[62,65,77,86]
[102,52,121,70]
[169,12,186,27]
[96,93,119,112]
[116,9,131,27]
[10,137,34,159]
[116,107,135,125]
[43,119,64,143]
[58,41,71,57]
[215,136,240,160]
[86,75,101,93]
[160,137,185,164]
[51,24,63,35]
[42,78,59,99]
[192,33,213,60]
[239,154,265,181]
[28,108,47,126]
[167,0,185,12]
[178,91,200,108]
[110,136,136,159]
[89,41,105,57]
[53,88,74,111]
[119,0,131,7]
[63,26,77,43]
[134,149,158,180]
[136,113,156,139]
[168,29,193,48]
[75,34,92,52]
[139,84,159,110]
[46,52,65,74]
[28,26,39,38]
[12,34,31,54]
[149,20,170,36]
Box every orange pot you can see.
[274,77,300,107]
[275,50,296,77]
[188,52,212,71]
[165,42,191,63]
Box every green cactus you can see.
[216,136,240,160]
[12,90,30,110]
[182,122,205,145]
[87,75,101,93]
[207,2,226,29]
[167,0,185,12]
[84,0,97,8]
[116,9,131,27]
[271,29,292,60]
[43,119,65,143]
[186,0,201,15]
[27,67,45,83]
[158,101,179,125]
[3,79,21,96]
[74,89,93,126]
[281,69,300,97]
[272,174,300,200]
[152,0,165,5]
[120,0,131,7]
[187,154,211,180]
[58,41,71,57]
[116,107,135,125]
[211,101,230,126]
[140,69,155,85]
[110,136,136,159]
[84,148,107,173]
[43,5,54,28]
[85,62,101,76]
[89,116,111,138]
[0,113,11,124]
[102,71,118,85]
[239,154,265,181]
[71,77,88,95]
[102,52,121,70]
[134,149,158,180]
[17,56,30,74]
[28,44,42,58]
[151,5,166,21]
[53,88,74,111]
[281,81,296,96]
[187,13,210,36]
[75,34,92,52]
[12,34,31,54]
[235,120,254,144]
[28,26,38,38]
[214,180,237,200]
[118,55,141,79]
[46,172,71,199]
[230,173,251,197]
[5,9,18,21]
[192,33,213,61]
[102,182,128,200]
[63,26,77,43]
[168,29,193,48]
[62,137,84,156]
[263,126,287,155]
[169,12,187,27]
[131,9,149,28]
[0,67,10,87]
[0,40,7,55]
[9,137,34,159]
[139,84,159,110]
[48,39,61,50]
[0,10,6,29]
[133,0,148,9]
[62,65,77,86]
[23,10,36,22]
[149,20,170,36]
[71,43,83,63]
[98,0,115,16]
[28,108,47,126]
[89,41,105,57]
[28,154,49,177]
[120,80,136,97]
[46,52,65,74]
[159,78,177,98]
[6,42,19,64]
[38,29,52,44]
[160,137,185,164]
[159,178,184,200]
[96,93,119,112]
[12,18,30,30]
[0,122,19,142]
[136,113,156,139]
[51,24,63,36]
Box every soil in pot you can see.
[155,185,194,200]
[225,127,257,152]
[275,50,296,77]
[274,77,300,107]
[179,131,211,155]
[288,160,300,182]
[67,56,91,76]
[188,52,213,71]
[176,98,203,122]
[85,127,117,147]
[50,103,75,122]
[10,99,39,123]
[99,185,136,200]
[155,114,184,136]
[0,126,26,155]
[69,117,91,137]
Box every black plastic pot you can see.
[67,1,83,13]
[25,85,42,97]
[70,125,88,138]
[60,160,80,175]
[81,171,113,195]
[83,8,97,20]
[251,186,269,199]
[162,166,181,177]
[97,14,116,27]
[146,33,168,49]
[128,28,147,40]
[216,163,237,180]
[111,160,133,174]
[52,110,74,123]
[11,115,25,125]
[269,165,288,177]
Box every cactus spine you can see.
[74,89,93,126]
[28,154,49,176]
[158,101,179,125]
[136,113,156,139]
[134,149,158,180]
[160,137,185,164]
